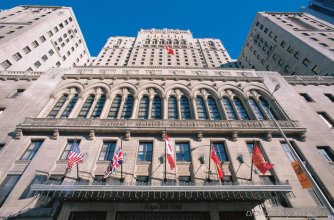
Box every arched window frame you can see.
[233,97,250,120]
[248,98,266,120]
[78,94,95,118]
[221,97,238,120]
[138,95,149,119]
[61,94,78,118]
[180,95,191,120]
[48,94,68,118]
[151,95,162,119]
[121,94,134,119]
[108,95,122,119]
[259,97,279,120]
[195,96,208,120]
[207,96,221,120]
[168,96,178,120]
[91,94,106,118]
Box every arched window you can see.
[233,98,249,120]
[196,96,208,120]
[91,94,106,118]
[222,97,237,120]
[138,96,149,119]
[208,97,221,120]
[151,96,162,119]
[108,95,121,119]
[78,95,95,118]
[248,98,265,120]
[121,95,134,119]
[61,95,78,118]
[48,94,68,118]
[168,96,178,120]
[180,96,191,120]
[259,97,279,120]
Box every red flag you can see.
[252,145,273,174]
[103,145,124,178]
[164,44,174,55]
[165,133,175,170]
[211,147,224,179]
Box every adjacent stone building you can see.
[302,0,334,24]
[0,5,91,72]
[238,12,334,76]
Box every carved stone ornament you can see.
[15,128,23,139]
[162,131,166,141]
[231,130,238,142]
[300,131,307,142]
[125,130,131,141]
[265,131,272,142]
[52,129,59,140]
[89,130,95,140]
[197,131,203,141]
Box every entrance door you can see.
[116,212,210,220]
[219,211,254,220]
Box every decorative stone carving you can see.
[197,131,202,141]
[15,128,23,139]
[52,129,59,140]
[162,130,166,141]
[300,131,307,142]
[125,130,130,141]
[265,131,272,142]
[231,130,238,141]
[89,130,95,140]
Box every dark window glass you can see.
[48,95,68,118]
[151,96,162,119]
[168,96,178,120]
[137,142,153,161]
[222,97,237,120]
[61,95,78,118]
[196,96,208,120]
[9,89,25,99]
[99,142,116,161]
[317,112,334,128]
[121,95,133,119]
[136,176,149,185]
[324,93,334,102]
[207,97,221,120]
[68,211,107,220]
[259,97,279,120]
[21,140,43,160]
[20,175,47,199]
[180,96,191,120]
[0,175,20,207]
[60,140,80,160]
[138,96,149,119]
[213,143,228,162]
[233,98,249,120]
[248,99,265,120]
[108,95,121,119]
[299,93,314,102]
[317,146,334,162]
[179,176,191,184]
[78,95,94,118]
[176,142,191,162]
[91,94,106,118]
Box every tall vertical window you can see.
[259,97,278,120]
[213,143,228,162]
[61,95,78,118]
[20,175,47,199]
[121,95,133,119]
[151,96,162,119]
[281,142,297,162]
[137,142,153,161]
[248,99,265,120]
[91,94,106,118]
[317,112,334,128]
[0,175,21,207]
[180,96,191,120]
[299,93,314,102]
[233,98,249,120]
[21,140,44,160]
[317,147,334,162]
[176,142,191,162]
[222,97,237,120]
[324,93,334,102]
[196,96,208,120]
[138,96,149,119]
[207,97,221,120]
[78,95,94,118]
[108,95,121,119]
[48,95,68,118]
[246,142,254,154]
[168,96,178,120]
[60,140,80,160]
[99,142,116,161]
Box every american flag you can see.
[104,145,124,179]
[67,141,84,169]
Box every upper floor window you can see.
[99,141,116,161]
[317,146,334,162]
[61,95,78,118]
[137,142,152,161]
[108,95,121,119]
[138,96,149,119]
[0,175,21,207]
[259,97,279,120]
[151,96,162,119]
[248,98,265,120]
[213,143,228,162]
[91,94,106,118]
[180,96,191,120]
[196,96,208,120]
[121,95,134,119]
[222,97,237,120]
[60,140,80,160]
[281,142,297,162]
[207,97,221,120]
[176,142,191,162]
[21,140,44,160]
[317,112,334,128]
[168,96,178,120]
[78,95,94,118]
[324,93,334,102]
[48,95,68,118]
[233,98,249,120]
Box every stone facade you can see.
[238,12,334,76]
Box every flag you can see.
[164,44,174,55]
[67,141,84,169]
[252,145,273,174]
[104,145,124,178]
[211,147,224,179]
[165,133,175,170]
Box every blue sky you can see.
[1,0,309,58]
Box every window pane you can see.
[108,95,121,119]
[248,99,265,120]
[138,96,149,119]
[281,142,297,162]
[176,143,190,162]
[222,98,237,120]
[196,96,208,120]
[61,95,78,118]
[0,175,20,207]
[20,175,47,199]
[180,96,191,120]
[48,95,68,118]
[317,147,334,162]
[208,97,221,120]
[121,95,134,119]
[60,141,80,160]
[21,140,43,160]
[168,96,178,120]
[137,142,153,161]
[91,94,106,118]
[78,95,94,118]
[213,143,228,162]
[151,96,162,119]
[233,98,249,120]
[99,142,116,161]
[259,98,279,120]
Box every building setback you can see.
[302,0,334,24]
[238,12,334,76]
[0,5,91,72]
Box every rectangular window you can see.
[68,212,107,220]
[99,141,116,161]
[48,49,54,56]
[176,142,191,162]
[39,35,46,42]
[1,60,12,69]
[280,41,286,48]
[246,142,255,154]
[213,143,228,161]
[34,61,41,68]
[9,89,25,99]
[312,65,321,74]
[47,30,53,37]
[294,51,301,59]
[136,176,149,185]
[281,142,297,162]
[287,46,294,53]
[20,175,47,199]
[0,143,5,151]
[12,52,22,61]
[21,140,43,160]
[0,175,20,207]
[179,176,192,184]
[299,93,314,102]
[31,40,39,48]
[60,140,80,160]
[317,112,334,128]
[302,58,311,67]
[23,46,31,54]
[317,147,334,162]
[137,142,152,161]
[0,107,5,114]
[324,93,334,102]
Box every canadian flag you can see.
[165,133,175,170]
[164,44,174,55]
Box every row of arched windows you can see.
[144,39,187,45]
[46,87,283,121]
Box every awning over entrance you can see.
[31,181,292,202]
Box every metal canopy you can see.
[31,182,292,202]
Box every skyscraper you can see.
[0,5,91,72]
[238,12,334,76]
[302,0,334,24]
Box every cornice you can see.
[284,75,334,85]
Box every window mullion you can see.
[56,94,73,118]
[87,94,101,118]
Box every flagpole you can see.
[164,128,167,183]
[76,163,79,181]
[120,136,124,182]
[207,139,212,182]
[250,140,255,181]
